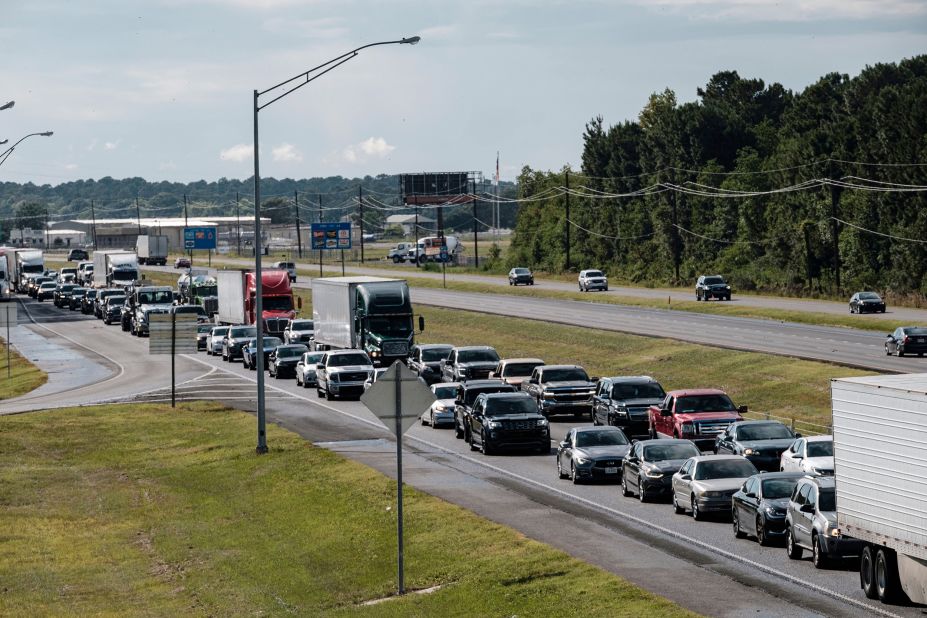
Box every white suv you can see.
[316,350,374,400]
[272,261,297,282]
[578,269,608,292]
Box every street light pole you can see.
[0,131,53,168]
[249,35,420,455]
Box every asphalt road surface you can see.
[3,296,923,618]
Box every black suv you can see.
[695,274,731,301]
[592,375,666,439]
[408,343,454,385]
[67,248,89,261]
[467,392,549,454]
[453,379,516,440]
[442,345,501,383]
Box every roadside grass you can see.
[416,306,871,432]
[0,341,47,400]
[0,402,698,618]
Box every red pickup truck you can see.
[648,388,746,451]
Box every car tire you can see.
[303,378,310,389]
[557,457,567,479]
[481,431,494,456]
[421,414,428,426]
[696,292,701,301]
[454,421,464,439]
[649,425,657,440]
[691,495,704,521]
[621,472,632,497]
[570,462,582,484]
[875,548,903,603]
[674,494,686,515]
[324,387,333,400]
[732,510,745,535]
[591,412,599,426]
[638,478,648,503]
[860,546,878,600]
[885,345,891,356]
[812,533,828,569]
[469,432,479,452]
[317,387,324,398]
[756,516,771,546]
[786,527,803,559]
[898,348,905,357]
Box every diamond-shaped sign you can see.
[361,361,436,437]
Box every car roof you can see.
[603,375,658,383]
[574,426,624,434]
[500,358,545,364]
[636,438,695,446]
[689,454,747,463]
[277,344,307,349]
[432,382,461,389]
[540,364,584,370]
[667,388,727,397]
[417,343,453,350]
[749,471,805,481]
[289,318,312,323]
[327,349,367,355]
[799,475,836,489]
[454,345,495,351]
[730,420,787,428]
[480,391,532,400]
[805,435,832,442]
[460,379,508,389]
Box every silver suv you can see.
[272,261,297,282]
[578,269,608,292]
[785,475,865,568]
[316,350,374,400]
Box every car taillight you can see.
[904,336,910,344]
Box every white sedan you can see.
[421,382,460,427]
[779,435,834,475]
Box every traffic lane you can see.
[0,297,208,414]
[167,254,927,323]
[409,288,924,373]
[181,354,905,617]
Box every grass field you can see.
[0,402,698,617]
[0,340,47,400]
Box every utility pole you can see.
[359,185,365,263]
[829,167,842,293]
[671,175,680,283]
[44,207,48,249]
[414,206,419,268]
[318,194,323,276]
[135,196,142,237]
[472,193,479,268]
[236,191,241,256]
[294,190,303,259]
[183,193,190,263]
[565,170,570,271]
[90,199,97,250]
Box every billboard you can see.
[400,172,478,205]
[184,227,217,250]
[311,222,352,250]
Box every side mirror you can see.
[316,364,324,370]
[660,409,671,417]
[559,441,569,449]
[529,378,538,384]
[745,492,757,499]
[679,473,691,481]
[800,504,815,513]
[737,405,748,414]
[488,372,497,379]
[418,316,425,332]
[794,432,802,439]
[444,359,453,365]
[297,297,303,309]
[627,455,639,463]
[589,376,599,382]
[793,454,803,460]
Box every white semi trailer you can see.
[11,248,44,292]
[93,250,139,289]
[832,374,927,606]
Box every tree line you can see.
[509,56,927,296]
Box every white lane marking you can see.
[157,355,900,618]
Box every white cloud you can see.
[272,143,303,162]
[64,163,78,171]
[633,0,927,21]
[86,138,98,151]
[220,143,252,163]
[325,137,396,166]
[104,140,119,151]
[359,137,395,157]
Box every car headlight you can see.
[542,392,556,399]
[613,406,628,417]
[764,506,785,517]
[434,403,448,412]
[575,457,592,465]
[645,469,663,479]
[743,448,756,456]
[725,285,731,289]
[828,526,840,537]
[536,418,549,427]
[488,421,502,429]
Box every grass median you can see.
[0,402,697,617]
[0,340,47,400]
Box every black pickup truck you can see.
[592,375,666,440]
[522,364,597,419]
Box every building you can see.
[385,214,435,235]
[7,227,88,248]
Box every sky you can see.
[2,0,926,187]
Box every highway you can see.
[2,296,922,617]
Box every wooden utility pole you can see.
[564,170,570,271]
[294,190,303,258]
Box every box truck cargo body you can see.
[12,249,44,291]
[832,374,927,605]
[311,276,419,365]
[93,250,138,289]
[136,235,169,265]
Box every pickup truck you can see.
[648,388,746,451]
[315,349,374,401]
[408,343,454,385]
[442,346,500,383]
[522,364,597,419]
[592,375,666,440]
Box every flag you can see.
[494,151,499,186]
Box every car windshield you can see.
[513,268,529,275]
[106,297,126,306]
[230,327,257,338]
[585,271,604,278]
[502,362,542,377]
[291,321,314,331]
[138,290,173,304]
[303,353,324,365]
[543,368,589,382]
[197,325,213,334]
[86,291,97,299]
[676,394,736,412]
[807,441,834,457]
[433,386,457,399]
[761,478,800,499]
[737,423,793,441]
[422,347,452,362]
[258,337,282,349]
[72,289,86,296]
[40,283,56,289]
[611,382,665,400]
[328,353,370,367]
[575,430,628,447]
[263,296,294,311]
[463,386,513,406]
[903,327,927,336]
[59,285,76,292]
[277,346,307,358]
[704,276,725,285]
[212,327,229,337]
[642,444,699,462]
[112,271,137,281]
[859,292,881,300]
[694,459,757,480]
[484,397,537,417]
[458,349,500,363]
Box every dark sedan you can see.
[68,287,87,310]
[732,472,804,545]
[621,439,700,502]
[174,257,191,268]
[241,336,283,370]
[102,296,126,324]
[557,426,631,484]
[849,291,886,314]
[507,267,534,286]
[268,344,309,379]
[53,284,78,308]
[81,289,98,314]
[714,420,799,471]
[195,324,213,351]
[885,326,927,357]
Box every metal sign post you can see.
[149,313,198,408]
[0,304,16,381]
[360,361,436,595]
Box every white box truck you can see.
[93,250,139,289]
[311,276,420,366]
[11,248,44,292]
[832,374,927,605]
[136,235,168,265]
[0,248,12,300]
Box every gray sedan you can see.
[671,455,758,521]
[557,426,631,484]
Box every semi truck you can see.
[0,248,11,300]
[215,269,298,335]
[311,276,421,366]
[11,248,44,292]
[135,235,169,265]
[831,374,927,606]
[178,272,219,315]
[93,250,139,289]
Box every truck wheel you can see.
[860,546,878,599]
[469,433,479,451]
[786,528,803,559]
[392,255,402,263]
[875,548,903,603]
[480,432,494,455]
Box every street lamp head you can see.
[39,131,54,137]
[401,36,421,45]
[0,139,7,146]
[0,101,13,111]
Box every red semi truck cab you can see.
[648,388,745,451]
[245,270,298,332]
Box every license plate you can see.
[919,338,925,343]
[605,467,618,474]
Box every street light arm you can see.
[258,53,359,111]
[0,131,54,160]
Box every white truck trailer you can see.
[135,235,169,265]
[0,249,11,300]
[11,249,45,292]
[93,250,139,289]
[832,374,927,605]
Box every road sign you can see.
[361,361,435,436]
[184,227,217,250]
[310,222,352,250]
[149,313,198,355]
[0,304,17,327]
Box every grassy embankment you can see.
[0,402,698,617]
[0,341,47,400]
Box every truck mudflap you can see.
[899,554,927,606]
